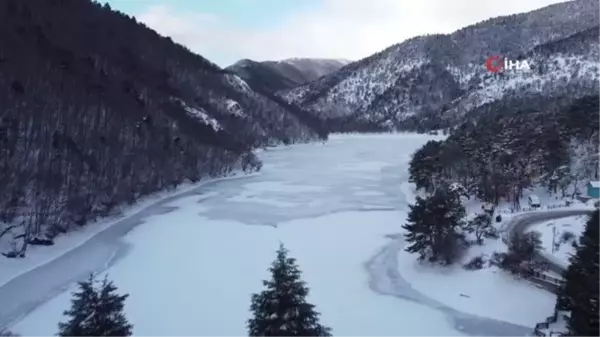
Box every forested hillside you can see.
[405,19,600,207]
[0,0,326,255]
[409,94,599,206]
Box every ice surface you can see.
[3,134,544,336]
[396,233,556,328]
[0,181,231,288]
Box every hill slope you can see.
[403,17,600,205]
[282,0,599,132]
[0,0,326,252]
[434,25,600,130]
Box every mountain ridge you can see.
[281,0,599,132]
[227,58,349,93]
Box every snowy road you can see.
[505,209,594,275]
[1,134,538,335]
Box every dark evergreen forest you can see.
[409,93,599,206]
[0,0,327,255]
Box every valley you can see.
[0,0,598,336]
[0,134,565,336]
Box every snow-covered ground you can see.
[396,229,556,327]
[536,310,570,337]
[527,214,590,269]
[1,133,553,336]
[396,183,557,329]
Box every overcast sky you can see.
[105,0,569,68]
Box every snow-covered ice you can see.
[396,233,556,328]
[0,180,235,288]
[3,134,548,336]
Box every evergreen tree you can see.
[408,140,444,193]
[58,274,133,336]
[247,244,332,336]
[466,213,498,245]
[556,210,599,336]
[402,187,467,265]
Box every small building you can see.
[528,194,541,208]
[587,181,600,198]
[481,202,495,214]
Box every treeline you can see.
[409,94,599,206]
[555,210,599,336]
[1,245,332,336]
[0,0,325,256]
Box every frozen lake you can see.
[4,133,533,336]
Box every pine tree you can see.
[247,244,332,336]
[58,274,98,336]
[58,274,133,336]
[466,213,498,245]
[408,140,444,193]
[555,210,598,336]
[402,187,466,265]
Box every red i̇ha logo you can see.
[485,56,503,73]
[485,55,531,73]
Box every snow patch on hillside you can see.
[444,54,599,120]
[281,85,310,104]
[225,99,245,117]
[181,103,221,131]
[446,64,483,87]
[327,60,424,109]
[225,74,253,94]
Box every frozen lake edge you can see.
[4,134,541,335]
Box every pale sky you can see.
[106,0,569,68]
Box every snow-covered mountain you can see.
[439,26,600,128]
[282,0,599,132]
[226,58,351,93]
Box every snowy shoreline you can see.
[365,235,535,336]
[1,134,572,336]
[0,172,260,330]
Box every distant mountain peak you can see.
[230,58,257,68]
[278,57,352,64]
[227,57,352,93]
